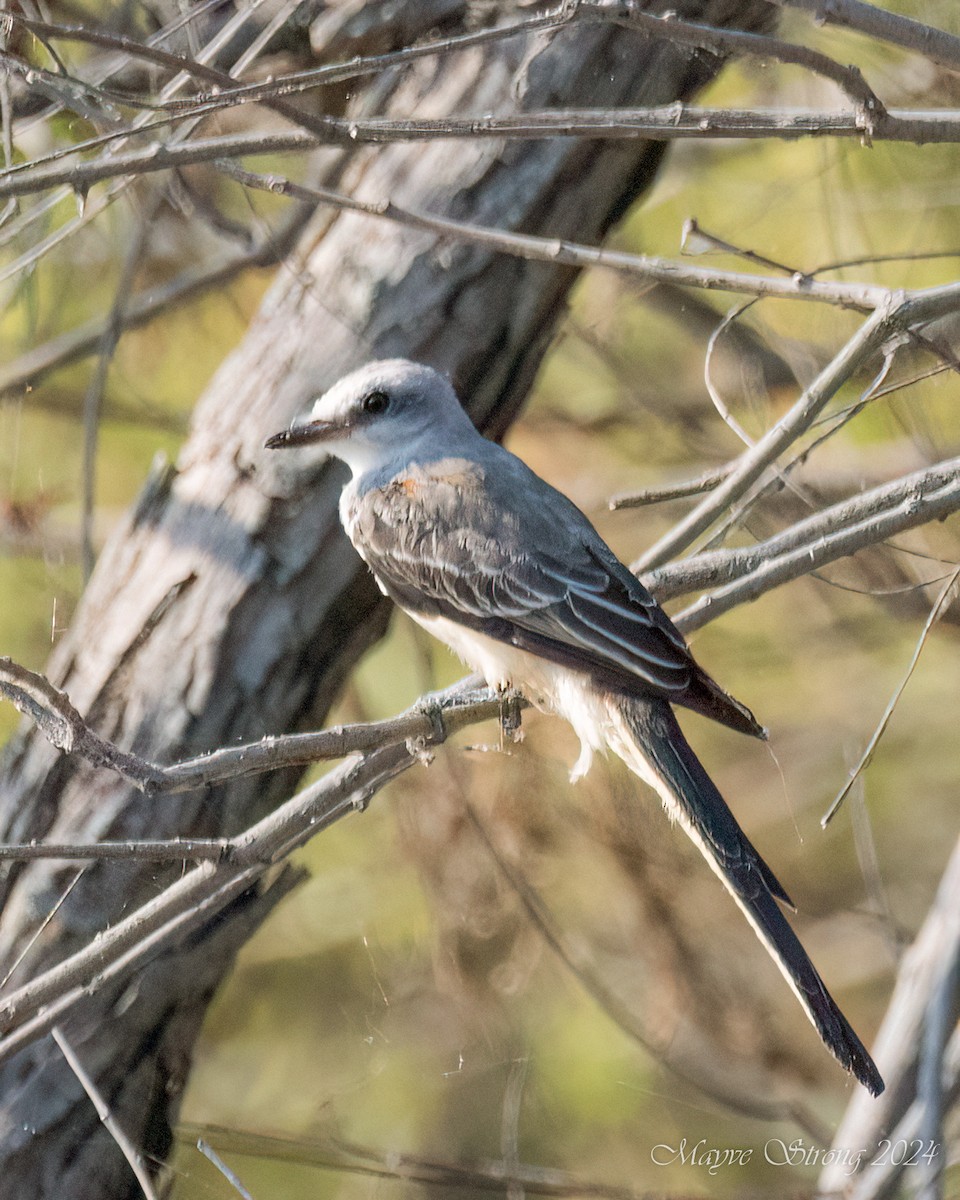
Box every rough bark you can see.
[0,3,776,1195]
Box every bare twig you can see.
[0,857,263,1050]
[850,788,899,959]
[635,293,934,569]
[4,457,959,805]
[231,174,960,353]
[6,159,957,352]
[0,870,85,991]
[0,0,316,286]
[682,217,802,276]
[53,1026,159,1200]
[0,658,504,794]
[5,106,960,205]
[8,0,887,132]
[820,566,960,827]
[703,299,762,448]
[701,344,902,547]
[609,466,730,509]
[0,682,510,1054]
[771,0,960,74]
[0,838,230,863]
[182,1122,653,1200]
[0,45,14,227]
[643,458,960,608]
[196,1140,255,1200]
[0,49,128,125]
[11,5,576,110]
[0,658,167,789]
[229,168,892,310]
[604,0,885,118]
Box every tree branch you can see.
[643,457,960,621]
[0,658,503,795]
[4,105,960,202]
[0,678,519,1056]
[818,836,960,1195]
[771,0,960,74]
[229,167,892,309]
[634,292,950,569]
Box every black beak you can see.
[264,419,343,450]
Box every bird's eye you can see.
[360,390,389,415]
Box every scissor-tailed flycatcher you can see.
[266,359,883,1095]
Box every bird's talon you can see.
[414,695,448,744]
[497,687,524,745]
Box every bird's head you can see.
[264,359,475,476]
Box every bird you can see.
[265,358,883,1096]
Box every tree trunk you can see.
[0,3,775,1195]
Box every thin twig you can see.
[11,4,575,112]
[703,298,761,448]
[52,1026,159,1200]
[230,167,892,310]
[682,217,802,276]
[4,460,960,803]
[231,171,960,335]
[196,1140,255,1200]
[699,339,908,550]
[635,296,906,569]
[603,0,885,118]
[81,198,159,580]
[821,566,960,827]
[182,1122,653,1200]
[8,0,886,134]
[0,869,85,991]
[0,0,311,288]
[0,658,504,794]
[0,657,167,789]
[609,466,729,509]
[0,43,14,228]
[0,839,230,862]
[850,788,899,961]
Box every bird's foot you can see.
[496,686,525,748]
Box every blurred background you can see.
[2,2,959,1196]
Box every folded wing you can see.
[349,457,762,738]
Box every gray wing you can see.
[348,450,762,736]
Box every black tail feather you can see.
[616,696,884,1097]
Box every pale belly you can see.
[410,611,615,781]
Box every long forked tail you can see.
[607,694,884,1096]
